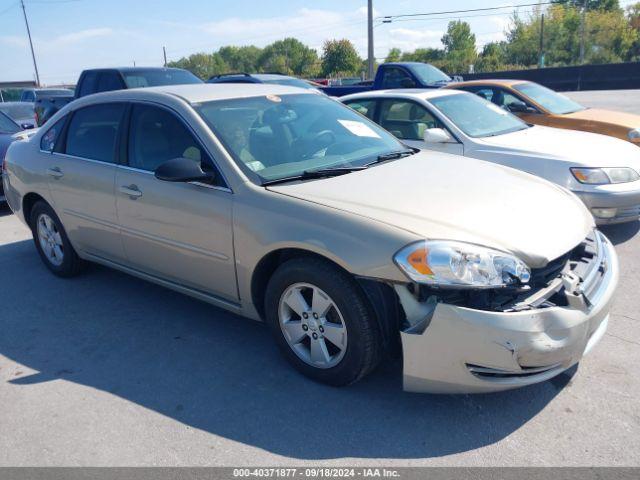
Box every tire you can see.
[30,201,85,277]
[265,256,383,386]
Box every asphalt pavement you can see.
[0,89,639,467]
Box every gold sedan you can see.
[447,80,640,146]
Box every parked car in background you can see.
[342,89,640,225]
[1,111,32,203]
[3,84,617,393]
[36,67,203,126]
[0,102,36,129]
[447,80,640,146]
[20,88,74,103]
[207,73,320,91]
[34,93,75,127]
[320,62,456,97]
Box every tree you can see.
[168,52,228,79]
[628,2,640,59]
[218,45,262,72]
[552,0,620,12]
[476,42,509,72]
[385,48,402,63]
[440,21,477,73]
[321,39,362,77]
[401,47,445,65]
[259,38,319,76]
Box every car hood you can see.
[563,108,640,130]
[268,151,593,267]
[476,125,640,169]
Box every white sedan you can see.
[341,89,640,224]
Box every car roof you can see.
[74,83,316,105]
[341,88,466,102]
[448,79,529,88]
[82,67,188,74]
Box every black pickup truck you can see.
[35,67,202,125]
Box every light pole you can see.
[20,0,41,86]
[367,0,375,80]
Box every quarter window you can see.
[379,100,441,141]
[65,103,124,163]
[127,104,214,175]
[40,116,67,152]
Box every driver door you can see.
[115,103,237,302]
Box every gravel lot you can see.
[1,90,639,467]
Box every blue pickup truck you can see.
[320,62,458,97]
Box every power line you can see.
[378,2,554,21]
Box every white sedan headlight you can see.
[394,240,531,288]
[628,128,640,141]
[571,167,640,184]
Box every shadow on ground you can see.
[600,221,640,245]
[0,238,575,460]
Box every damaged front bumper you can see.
[397,231,618,394]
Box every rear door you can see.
[43,103,126,260]
[115,102,237,301]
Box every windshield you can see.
[195,93,405,183]
[429,92,529,138]
[36,89,73,97]
[513,82,585,115]
[411,64,451,85]
[0,103,34,120]
[123,69,202,88]
[260,77,316,90]
[0,111,20,134]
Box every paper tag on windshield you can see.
[485,103,509,115]
[338,119,380,138]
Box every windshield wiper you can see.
[262,166,368,186]
[367,148,417,165]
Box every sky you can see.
[0,0,635,85]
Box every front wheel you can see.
[265,257,383,386]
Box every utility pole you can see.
[20,0,41,87]
[538,13,545,68]
[163,46,167,67]
[367,0,374,80]
[579,0,586,64]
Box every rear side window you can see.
[78,72,98,98]
[344,99,377,120]
[40,116,67,152]
[127,104,216,176]
[97,72,124,93]
[65,104,124,163]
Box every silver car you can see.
[2,84,618,393]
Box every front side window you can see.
[195,93,404,184]
[344,99,377,120]
[127,104,213,175]
[381,68,412,89]
[379,99,441,140]
[65,103,124,162]
[513,82,585,115]
[40,116,67,151]
[429,92,528,138]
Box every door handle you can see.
[47,167,64,179]
[119,184,142,198]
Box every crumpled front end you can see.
[398,231,618,394]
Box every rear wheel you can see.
[265,257,383,386]
[30,201,84,277]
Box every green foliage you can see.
[552,0,620,12]
[440,21,478,73]
[385,48,402,63]
[321,39,363,77]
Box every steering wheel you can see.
[294,130,336,159]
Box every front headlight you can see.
[571,167,640,184]
[628,128,640,141]
[394,240,531,288]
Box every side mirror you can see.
[423,128,453,144]
[400,78,416,88]
[154,157,214,183]
[507,101,534,113]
